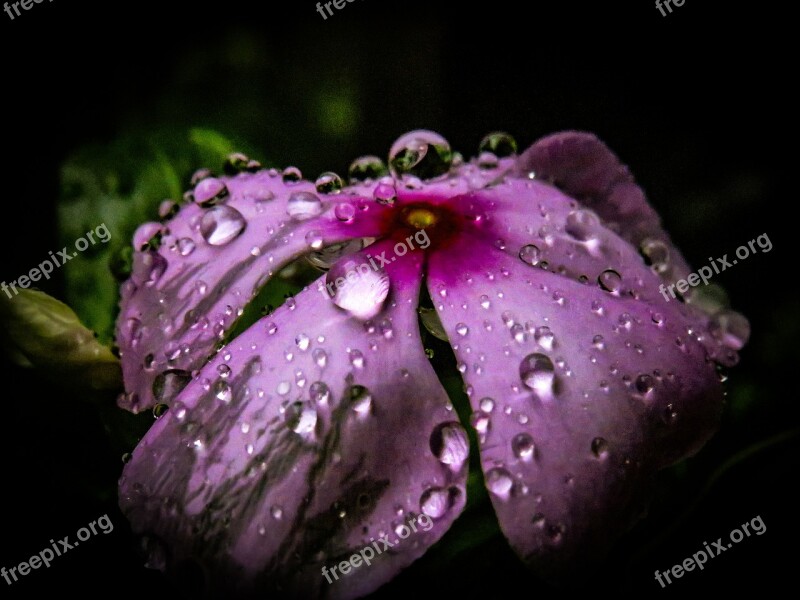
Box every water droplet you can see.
[177,238,196,256]
[287,191,323,221]
[315,171,343,194]
[477,151,498,169]
[334,202,356,222]
[152,369,192,404]
[326,259,390,320]
[303,230,324,250]
[348,155,388,182]
[309,381,330,404]
[282,166,302,183]
[633,375,654,397]
[312,348,328,369]
[598,269,622,294]
[430,422,469,469]
[640,238,670,271]
[479,295,491,309]
[214,380,232,403]
[193,177,229,207]
[591,437,609,458]
[519,244,541,266]
[455,323,469,336]
[200,205,247,246]
[217,364,231,379]
[479,397,495,413]
[485,467,514,498]
[389,130,453,179]
[291,333,309,351]
[373,182,397,205]
[419,487,453,519]
[565,209,599,241]
[349,349,365,369]
[512,433,535,461]
[271,505,284,520]
[534,326,555,350]
[286,402,317,435]
[152,403,169,419]
[479,131,518,157]
[520,353,556,396]
[347,385,373,415]
[592,335,605,350]
[709,310,750,350]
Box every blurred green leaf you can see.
[58,127,262,343]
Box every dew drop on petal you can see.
[193,177,229,207]
[520,353,556,396]
[591,437,609,459]
[485,467,514,498]
[519,244,541,266]
[327,259,390,320]
[511,433,535,461]
[309,381,330,404]
[430,422,469,469]
[200,205,247,246]
[287,191,323,221]
[534,326,555,350]
[709,309,750,350]
[419,487,451,519]
[315,171,343,194]
[388,130,453,179]
[598,269,623,293]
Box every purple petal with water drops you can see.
[515,132,697,291]
[427,232,724,581]
[119,241,467,599]
[116,171,385,413]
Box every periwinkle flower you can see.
[116,130,747,597]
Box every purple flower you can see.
[117,130,748,597]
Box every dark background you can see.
[0,0,795,597]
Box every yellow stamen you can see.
[405,208,438,229]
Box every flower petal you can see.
[119,241,467,599]
[427,236,723,581]
[515,131,695,288]
[116,172,382,413]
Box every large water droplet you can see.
[326,259,390,320]
[347,385,373,416]
[419,487,453,519]
[334,203,356,222]
[485,467,514,498]
[520,353,556,396]
[348,155,388,182]
[282,166,302,183]
[315,171,343,194]
[519,244,541,266]
[305,230,324,250]
[709,310,750,350]
[430,422,469,469]
[309,381,330,404]
[286,402,317,435]
[200,205,247,246]
[591,437,609,459]
[479,131,518,157]
[373,182,397,205]
[177,238,196,256]
[534,326,555,350]
[193,177,229,207]
[389,130,453,179]
[598,269,622,293]
[565,210,599,241]
[640,238,670,271]
[511,433,535,461]
[287,191,323,221]
[152,369,192,405]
